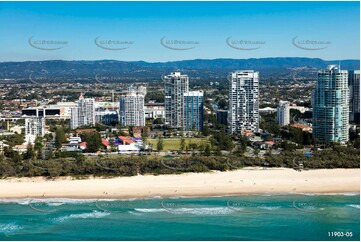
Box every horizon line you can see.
[0,57,360,64]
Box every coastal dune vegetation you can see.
[0,145,359,179]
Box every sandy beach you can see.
[0,168,359,199]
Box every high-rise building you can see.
[183,91,204,130]
[349,70,360,123]
[95,110,119,125]
[312,65,349,144]
[276,101,290,126]
[163,72,189,129]
[228,70,259,133]
[25,117,45,137]
[119,89,145,126]
[70,94,96,129]
[216,110,228,126]
[24,117,45,144]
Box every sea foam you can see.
[54,210,110,222]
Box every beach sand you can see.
[0,168,359,199]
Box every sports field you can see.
[147,138,209,151]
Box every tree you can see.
[201,125,211,136]
[180,138,186,151]
[54,126,66,149]
[142,131,149,144]
[2,133,24,147]
[10,150,22,164]
[188,143,198,151]
[218,99,227,109]
[157,138,164,151]
[34,136,43,152]
[81,132,102,153]
[23,144,35,160]
[204,144,211,156]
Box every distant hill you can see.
[0,57,359,83]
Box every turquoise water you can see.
[0,194,359,241]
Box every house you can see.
[67,137,82,143]
[243,130,255,137]
[264,141,275,148]
[118,136,134,145]
[61,143,82,152]
[290,123,312,132]
[76,129,97,134]
[79,142,87,150]
[132,126,150,138]
[13,144,29,154]
[117,136,142,154]
[101,138,111,151]
[118,143,142,154]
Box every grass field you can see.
[147,138,210,151]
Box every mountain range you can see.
[0,57,359,83]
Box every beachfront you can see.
[0,168,359,199]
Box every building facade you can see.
[349,70,360,123]
[163,72,189,129]
[25,117,45,137]
[183,91,204,130]
[70,95,96,129]
[119,89,145,126]
[144,103,165,120]
[216,110,228,126]
[276,101,290,126]
[95,110,119,125]
[313,65,349,144]
[228,70,259,133]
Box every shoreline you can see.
[0,168,359,199]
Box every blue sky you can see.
[0,1,359,62]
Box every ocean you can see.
[0,194,359,241]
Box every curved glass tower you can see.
[312,65,349,144]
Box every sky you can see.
[0,1,359,62]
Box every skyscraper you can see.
[24,117,45,144]
[183,91,204,130]
[25,117,45,137]
[349,70,360,123]
[70,94,96,129]
[276,101,290,126]
[216,110,228,126]
[163,72,189,129]
[312,65,349,144]
[228,70,259,134]
[119,88,145,126]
